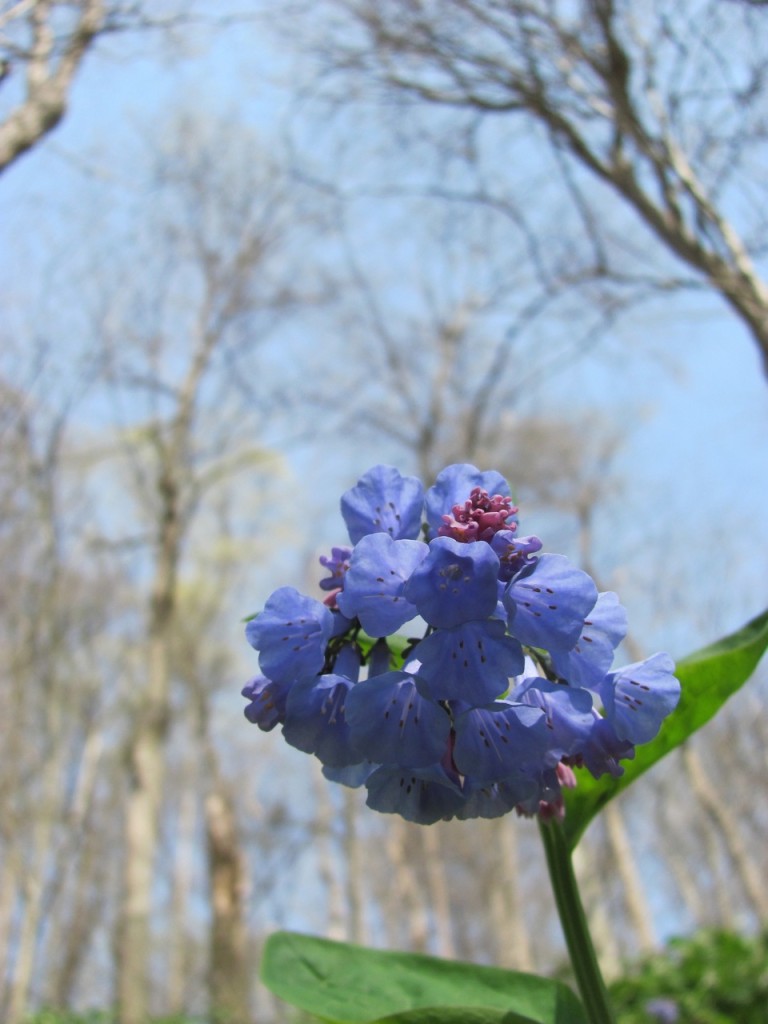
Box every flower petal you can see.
[415,619,524,703]
[599,653,680,744]
[246,587,334,684]
[336,533,426,636]
[365,762,465,824]
[283,674,359,767]
[453,702,549,783]
[550,591,627,688]
[404,535,500,628]
[512,676,596,759]
[341,465,424,543]
[241,675,292,731]
[577,716,635,779]
[322,762,377,788]
[457,774,539,820]
[504,554,598,651]
[344,671,451,768]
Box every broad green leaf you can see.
[261,931,587,1024]
[562,607,768,849]
[369,1007,538,1024]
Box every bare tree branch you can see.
[314,0,768,376]
[0,0,106,172]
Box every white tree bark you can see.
[0,0,106,172]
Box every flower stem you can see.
[538,817,617,1024]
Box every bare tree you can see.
[0,365,122,1022]
[168,556,261,1024]
[311,0,768,376]
[0,0,108,171]
[0,1,272,175]
[72,112,312,1024]
[336,237,624,484]
[681,742,768,920]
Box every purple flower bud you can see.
[438,486,519,543]
[425,463,513,539]
[241,675,292,731]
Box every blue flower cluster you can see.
[242,464,680,825]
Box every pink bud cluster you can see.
[438,487,519,543]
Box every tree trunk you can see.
[386,821,429,952]
[118,729,166,1024]
[5,867,45,1024]
[166,786,197,1017]
[314,766,346,941]
[602,801,656,955]
[0,851,18,1015]
[489,820,534,971]
[572,829,622,980]
[42,729,107,1007]
[205,785,251,1024]
[681,743,768,922]
[343,789,367,945]
[46,839,105,1008]
[117,473,179,1024]
[653,774,710,927]
[420,826,455,958]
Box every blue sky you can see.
[2,11,767,658]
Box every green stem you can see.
[538,817,617,1024]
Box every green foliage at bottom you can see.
[25,929,768,1024]
[22,1012,112,1024]
[608,929,768,1024]
[261,931,588,1024]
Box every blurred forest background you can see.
[1,2,767,1023]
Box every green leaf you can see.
[261,931,587,1024]
[369,1007,538,1024]
[562,607,768,849]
